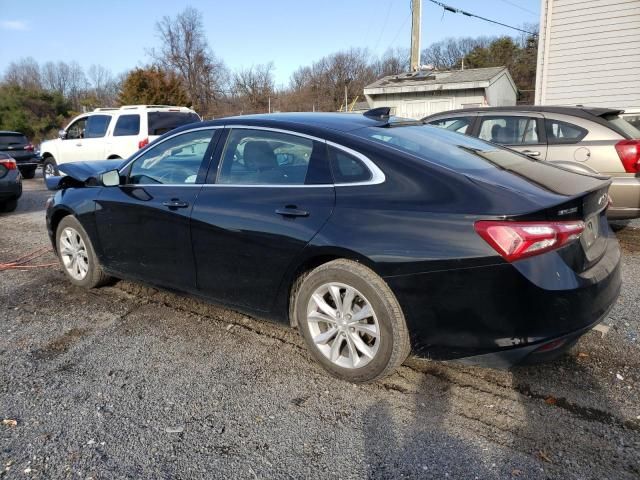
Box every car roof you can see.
[423,105,632,139]
[201,112,389,134]
[0,131,25,135]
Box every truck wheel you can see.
[43,157,59,180]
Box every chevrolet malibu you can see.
[45,110,621,382]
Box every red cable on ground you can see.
[0,246,58,271]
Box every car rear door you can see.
[190,127,335,312]
[476,113,548,160]
[94,127,221,289]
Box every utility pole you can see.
[268,96,271,113]
[410,0,422,72]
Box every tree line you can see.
[0,7,538,142]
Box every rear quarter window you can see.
[148,112,201,136]
[544,119,587,144]
[329,147,372,184]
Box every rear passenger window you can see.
[330,148,372,184]
[544,120,587,144]
[217,129,314,185]
[428,117,474,135]
[114,115,141,136]
[478,116,540,145]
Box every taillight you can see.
[474,220,585,262]
[25,143,34,152]
[615,140,640,173]
[0,158,17,170]
[138,138,149,149]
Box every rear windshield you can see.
[603,114,640,139]
[0,134,28,148]
[351,125,528,171]
[148,112,201,136]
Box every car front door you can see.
[476,114,548,160]
[190,127,335,312]
[94,127,220,289]
[59,116,88,163]
[80,114,112,160]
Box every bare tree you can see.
[233,62,275,113]
[42,61,72,95]
[87,64,119,106]
[374,48,410,77]
[150,7,229,114]
[3,57,42,90]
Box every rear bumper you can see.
[608,176,640,219]
[386,234,621,363]
[0,171,22,199]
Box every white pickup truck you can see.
[40,105,200,180]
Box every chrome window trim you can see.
[117,124,386,188]
[216,125,385,187]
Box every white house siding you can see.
[536,0,640,109]
[486,73,519,106]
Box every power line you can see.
[426,0,538,36]
[496,0,538,17]
[373,0,396,53]
[387,9,412,50]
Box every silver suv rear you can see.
[423,106,640,219]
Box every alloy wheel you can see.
[59,227,90,280]
[306,282,380,369]
[44,162,56,179]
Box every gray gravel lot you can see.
[1,173,639,479]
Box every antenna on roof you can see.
[363,107,391,120]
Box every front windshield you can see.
[351,124,528,172]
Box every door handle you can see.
[162,199,189,209]
[522,150,540,157]
[275,206,309,217]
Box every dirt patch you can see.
[32,327,91,361]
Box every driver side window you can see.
[128,129,215,185]
[66,118,88,140]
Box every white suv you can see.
[41,105,201,179]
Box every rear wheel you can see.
[20,167,36,179]
[43,157,59,180]
[294,259,411,383]
[56,216,111,288]
[0,198,18,213]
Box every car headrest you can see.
[244,141,277,171]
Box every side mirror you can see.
[58,129,67,140]
[100,169,120,187]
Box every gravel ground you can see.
[1,173,639,479]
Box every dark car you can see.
[0,153,22,212]
[44,110,621,382]
[0,131,41,179]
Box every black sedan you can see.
[45,110,621,382]
[0,152,22,212]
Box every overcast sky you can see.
[0,0,540,86]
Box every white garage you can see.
[363,66,518,120]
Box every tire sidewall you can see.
[43,158,59,179]
[295,263,398,383]
[56,216,101,288]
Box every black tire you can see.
[43,157,59,180]
[294,259,411,383]
[20,167,36,179]
[55,216,111,288]
[0,198,18,213]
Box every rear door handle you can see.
[275,206,309,217]
[522,150,540,157]
[162,199,189,209]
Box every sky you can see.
[0,0,540,86]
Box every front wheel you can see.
[0,198,18,213]
[43,157,59,181]
[294,259,411,383]
[56,216,111,288]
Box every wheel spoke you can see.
[354,323,378,338]
[330,335,343,362]
[349,305,373,323]
[313,327,338,345]
[311,293,337,318]
[60,246,74,257]
[345,334,360,368]
[308,311,336,325]
[328,285,342,312]
[342,287,356,315]
[348,331,375,359]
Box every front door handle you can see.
[522,150,540,157]
[275,206,309,217]
[162,199,189,209]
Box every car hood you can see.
[46,160,123,190]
